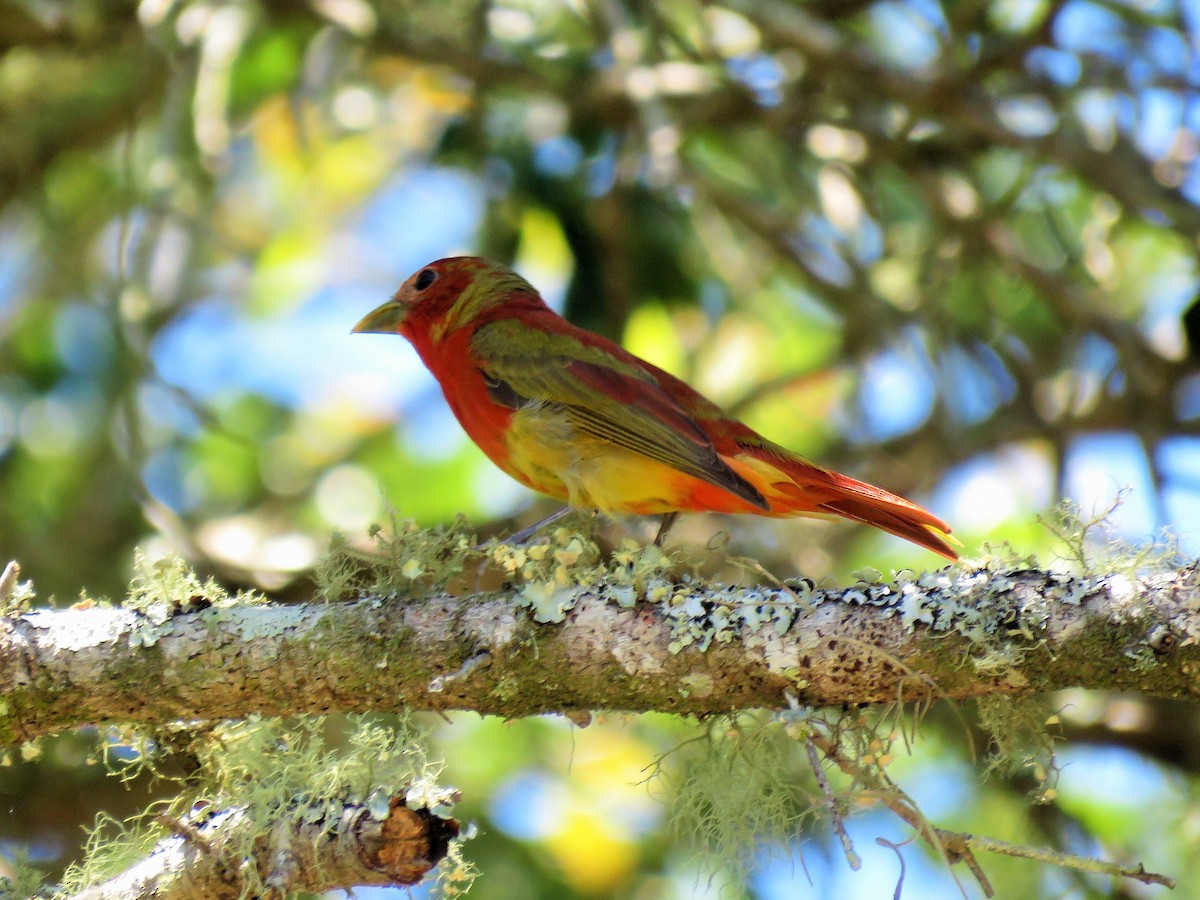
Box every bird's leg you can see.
[504,506,573,545]
[653,512,680,547]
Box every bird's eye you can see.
[414,269,438,291]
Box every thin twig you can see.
[808,727,1175,893]
[805,737,860,870]
[952,832,1176,889]
[810,732,992,897]
[152,814,215,856]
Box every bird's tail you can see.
[731,453,961,561]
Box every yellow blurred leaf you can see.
[544,808,638,895]
[623,304,685,377]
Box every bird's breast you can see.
[502,402,577,501]
[503,404,708,514]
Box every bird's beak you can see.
[352,301,406,335]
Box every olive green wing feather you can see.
[472,319,767,509]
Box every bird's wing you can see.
[470,318,767,509]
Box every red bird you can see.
[354,257,959,560]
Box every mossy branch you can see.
[61,794,457,900]
[3,559,1200,743]
[34,715,472,899]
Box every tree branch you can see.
[66,794,458,900]
[3,562,1200,741]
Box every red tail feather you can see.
[762,461,959,561]
[815,495,959,560]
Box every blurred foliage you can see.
[1,0,1199,896]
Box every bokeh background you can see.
[1,0,1199,896]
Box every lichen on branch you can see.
[2,518,1200,746]
[50,716,469,899]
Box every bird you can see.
[353,256,959,560]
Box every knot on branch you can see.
[361,796,460,886]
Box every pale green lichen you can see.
[322,520,681,624]
[60,811,163,897]
[976,695,1061,802]
[313,512,1099,687]
[831,556,1111,675]
[127,550,256,615]
[315,510,480,602]
[495,528,606,622]
[226,603,313,642]
[122,551,264,648]
[0,561,35,617]
[519,580,581,624]
[55,715,472,899]
[660,583,801,654]
[1039,494,1184,578]
[661,713,813,884]
[660,706,929,886]
[315,517,810,664]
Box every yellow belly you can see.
[501,404,687,514]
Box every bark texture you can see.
[3,563,1199,742]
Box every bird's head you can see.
[353,256,540,343]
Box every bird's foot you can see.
[483,506,574,549]
[652,512,680,548]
